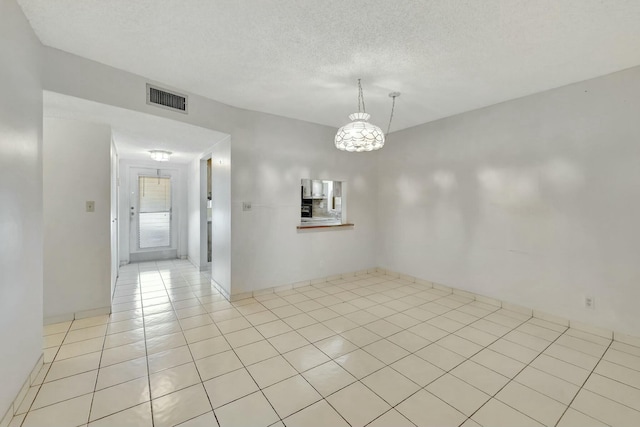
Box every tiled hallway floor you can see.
[10,260,640,426]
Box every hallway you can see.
[9,261,640,426]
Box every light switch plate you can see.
[242,202,252,211]
[86,201,95,212]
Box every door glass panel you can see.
[138,176,171,248]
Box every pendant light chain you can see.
[386,94,397,135]
[357,78,366,113]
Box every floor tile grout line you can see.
[250,312,358,426]
[152,266,220,426]
[58,283,490,369]
[38,280,480,427]
[235,317,355,426]
[235,280,482,370]
[315,280,486,420]
[581,362,640,392]
[315,284,600,354]
[50,329,129,358]
[198,305,286,425]
[161,268,636,422]
[540,341,610,369]
[552,338,613,427]
[233,285,501,425]
[202,284,341,426]
[385,302,536,422]
[167,262,292,424]
[275,280,570,423]
[364,408,416,427]
[173,278,222,427]
[27,267,640,427]
[17,320,75,426]
[607,341,640,358]
[348,297,531,426]
[196,274,447,425]
[102,264,162,423]
[426,312,610,399]
[20,323,109,423]
[138,264,156,427]
[466,322,591,426]
[84,300,111,426]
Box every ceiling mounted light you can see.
[335,79,400,152]
[149,150,172,162]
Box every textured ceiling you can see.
[44,92,228,163]
[21,1,640,131]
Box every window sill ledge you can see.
[296,223,354,230]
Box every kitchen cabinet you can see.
[312,180,323,198]
[333,182,342,197]
[301,179,311,198]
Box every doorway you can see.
[207,158,212,264]
[198,155,213,271]
[129,167,178,262]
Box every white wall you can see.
[118,159,188,263]
[187,156,202,268]
[211,138,232,295]
[0,0,43,417]
[44,48,379,296]
[378,66,640,336]
[230,113,378,294]
[43,118,112,322]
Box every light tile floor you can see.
[10,260,640,426]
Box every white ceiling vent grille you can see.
[146,84,188,114]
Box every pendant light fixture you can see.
[149,150,172,161]
[334,79,400,152]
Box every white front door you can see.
[129,167,177,255]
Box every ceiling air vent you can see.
[146,84,188,114]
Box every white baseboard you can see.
[187,256,199,267]
[130,249,177,263]
[210,278,231,301]
[44,306,111,325]
[378,268,633,343]
[614,332,640,348]
[226,266,639,347]
[0,354,44,427]
[188,256,210,272]
[43,313,74,325]
[225,267,379,302]
[75,306,111,320]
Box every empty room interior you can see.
[2,1,640,426]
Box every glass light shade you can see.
[334,112,385,152]
[149,150,172,161]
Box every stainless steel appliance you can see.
[301,186,313,217]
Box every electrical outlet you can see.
[584,295,595,309]
[86,201,95,212]
[242,202,252,211]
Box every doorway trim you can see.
[118,160,188,264]
[199,153,213,271]
[129,168,177,260]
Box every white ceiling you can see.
[44,92,229,163]
[22,1,640,131]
